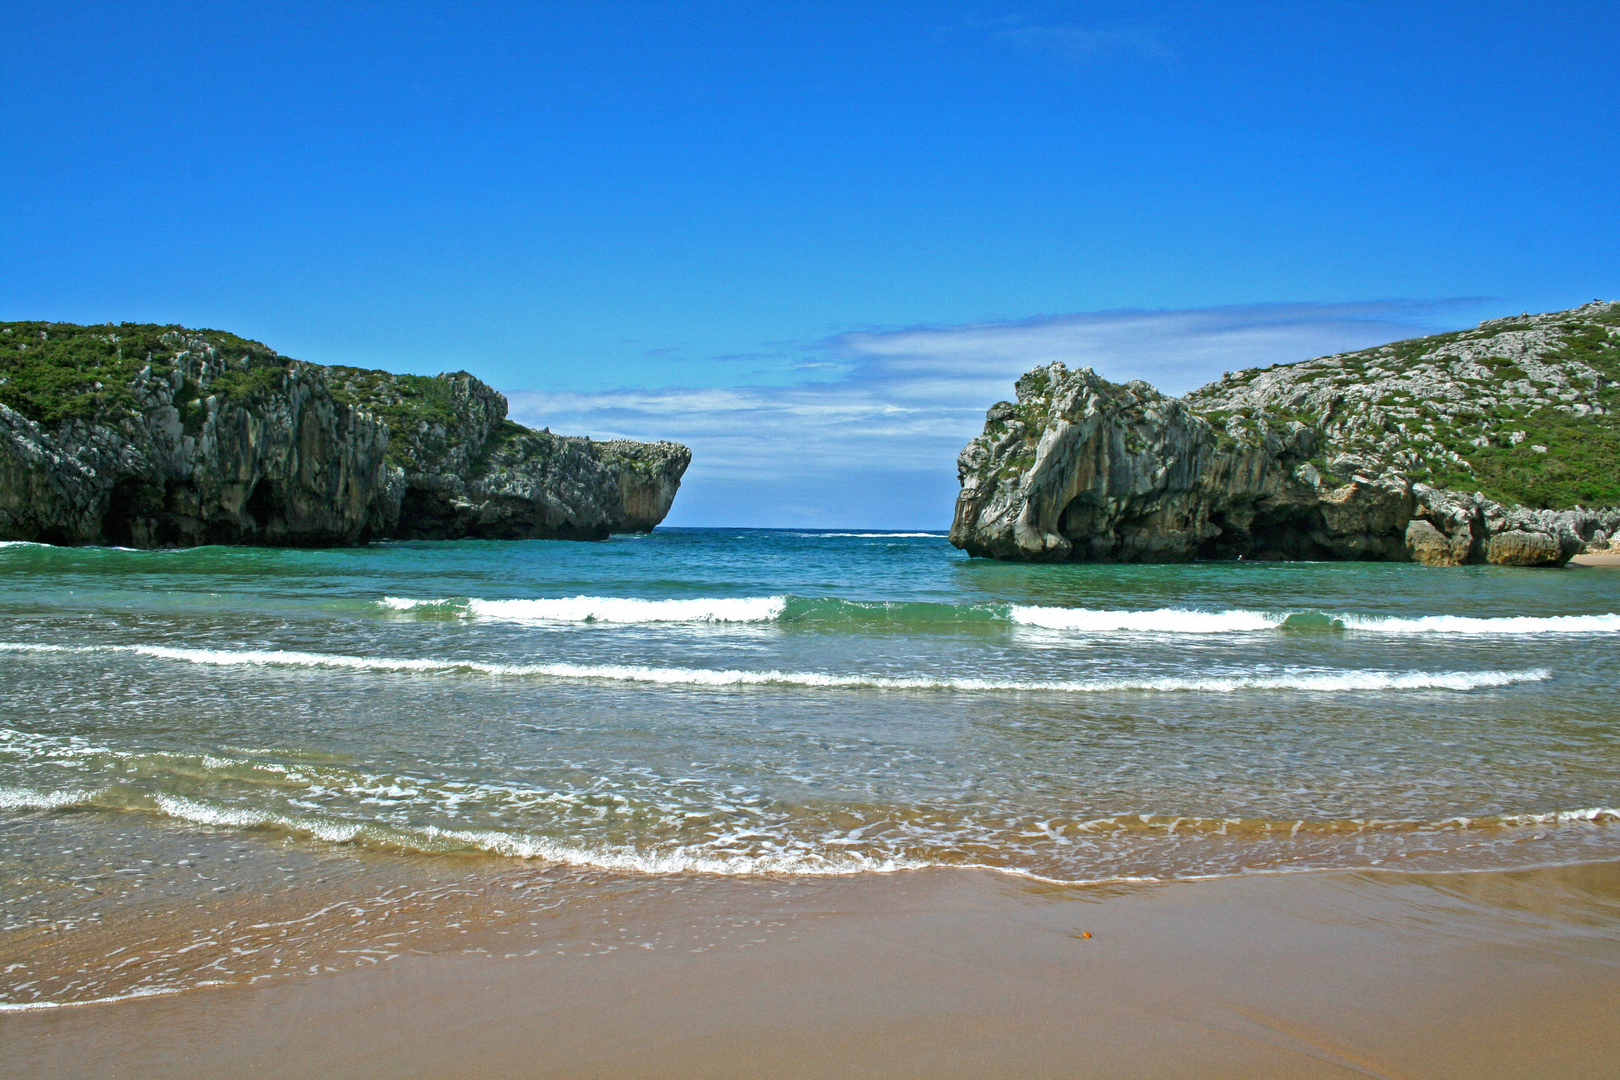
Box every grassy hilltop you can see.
[0,321,477,460]
[1184,301,1620,510]
[0,321,689,548]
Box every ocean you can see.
[3,529,1618,1008]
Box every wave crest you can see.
[0,642,1548,694]
[1010,605,1284,633]
[373,593,1620,637]
[1341,612,1620,634]
[382,595,789,624]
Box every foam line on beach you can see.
[1485,807,1620,827]
[137,792,926,877]
[16,782,1618,885]
[0,985,196,1013]
[0,641,1550,693]
[414,825,924,875]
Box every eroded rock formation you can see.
[0,324,688,547]
[951,302,1620,567]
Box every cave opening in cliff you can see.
[246,479,277,532]
[1199,506,1336,562]
[101,478,164,547]
[396,484,461,540]
[1059,495,1109,539]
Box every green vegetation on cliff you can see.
[0,320,691,548]
[323,365,474,466]
[1185,301,1620,509]
[0,322,288,427]
[0,322,495,467]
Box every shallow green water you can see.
[3,529,1616,890]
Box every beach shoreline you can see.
[6,533,1620,1077]
[5,860,1619,1079]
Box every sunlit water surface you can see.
[3,530,1617,1005]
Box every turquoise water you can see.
[2,530,1619,1002]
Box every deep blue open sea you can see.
[2,529,1618,1005]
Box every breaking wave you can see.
[1009,605,1284,633]
[469,595,787,624]
[374,594,1620,636]
[0,642,1549,694]
[1338,612,1620,634]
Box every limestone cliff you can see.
[0,322,688,547]
[951,302,1620,566]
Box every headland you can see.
[952,302,1620,566]
[0,322,689,548]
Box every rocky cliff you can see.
[951,301,1620,566]
[0,322,689,547]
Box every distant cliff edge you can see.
[0,322,689,548]
[951,301,1620,567]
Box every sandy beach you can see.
[5,860,1619,1080]
[1571,551,1620,567]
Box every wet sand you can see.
[5,860,1620,1079]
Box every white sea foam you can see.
[376,592,1620,637]
[153,794,367,843]
[0,785,98,811]
[1013,605,1620,636]
[137,792,919,875]
[88,787,1620,883]
[1340,612,1620,634]
[1010,605,1285,633]
[1495,807,1620,827]
[416,826,922,876]
[378,596,459,611]
[0,724,117,759]
[0,642,1549,694]
[0,986,192,1012]
[466,595,787,624]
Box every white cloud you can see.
[506,302,1472,528]
[834,301,1458,397]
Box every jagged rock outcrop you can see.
[391,426,689,542]
[325,364,688,541]
[952,302,1620,566]
[0,322,688,547]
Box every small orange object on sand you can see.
[1081,931,1092,939]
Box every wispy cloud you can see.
[507,301,1475,528]
[834,301,1472,398]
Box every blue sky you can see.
[3,2,1617,527]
